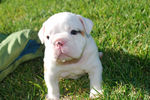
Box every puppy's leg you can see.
[88,62,103,98]
[44,70,59,100]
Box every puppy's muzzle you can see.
[54,40,65,49]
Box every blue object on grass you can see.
[15,40,40,61]
[0,29,43,82]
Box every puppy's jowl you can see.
[38,12,103,99]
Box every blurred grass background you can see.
[0,0,150,99]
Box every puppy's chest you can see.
[60,69,85,79]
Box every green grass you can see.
[0,0,150,99]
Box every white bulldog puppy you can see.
[38,12,103,99]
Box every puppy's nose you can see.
[55,40,64,48]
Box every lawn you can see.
[0,0,150,99]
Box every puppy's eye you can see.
[46,36,49,40]
[71,30,78,35]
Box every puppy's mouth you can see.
[55,50,82,64]
[57,53,73,62]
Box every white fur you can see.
[38,12,103,99]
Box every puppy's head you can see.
[38,12,93,63]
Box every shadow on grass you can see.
[0,49,149,99]
[102,49,150,98]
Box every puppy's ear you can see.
[77,15,93,34]
[38,24,45,44]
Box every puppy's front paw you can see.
[90,89,102,99]
[46,94,59,100]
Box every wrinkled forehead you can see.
[44,13,83,33]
